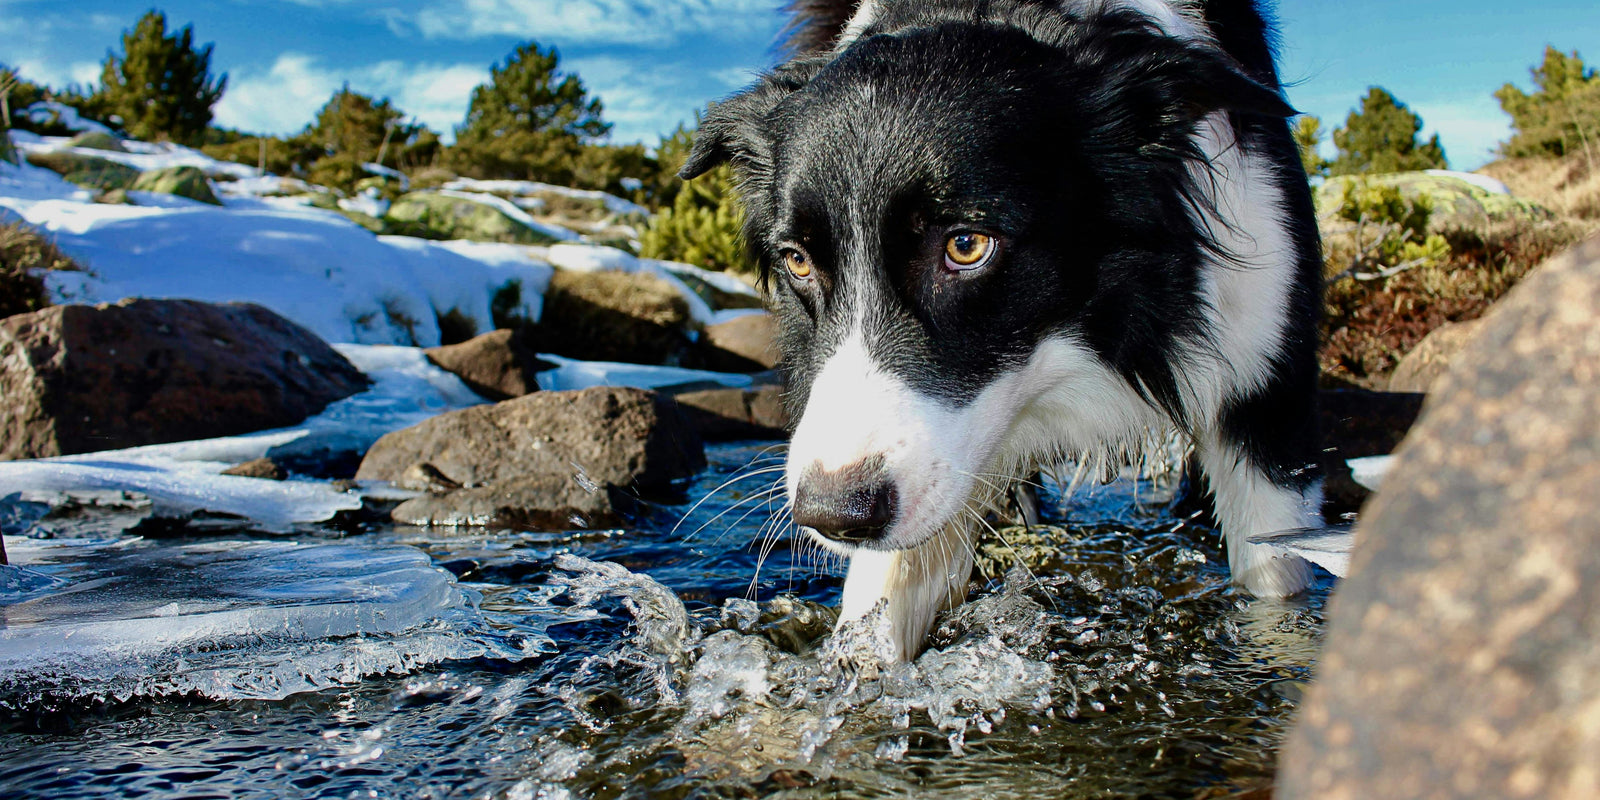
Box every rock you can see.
[221,458,288,481]
[384,191,559,245]
[695,314,779,372]
[1317,389,1426,516]
[67,131,126,152]
[24,150,139,192]
[1279,235,1600,799]
[423,328,551,401]
[0,299,369,460]
[533,269,694,365]
[675,386,791,441]
[355,387,705,529]
[1316,171,1553,233]
[130,165,221,205]
[1386,319,1485,393]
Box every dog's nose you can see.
[794,460,897,544]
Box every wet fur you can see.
[683,0,1323,660]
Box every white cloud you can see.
[408,0,774,46]
[1412,98,1513,172]
[565,55,724,144]
[213,54,488,137]
[11,58,101,90]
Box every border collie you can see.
[681,0,1323,660]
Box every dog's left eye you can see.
[944,233,996,271]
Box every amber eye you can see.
[944,232,995,270]
[781,248,812,279]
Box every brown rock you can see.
[1386,318,1485,393]
[221,458,287,480]
[695,313,779,372]
[424,328,551,401]
[1279,235,1600,799]
[531,270,693,365]
[675,386,791,441]
[356,387,705,529]
[0,299,368,460]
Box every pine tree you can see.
[1293,115,1330,178]
[307,86,420,166]
[1495,47,1600,163]
[1329,87,1447,176]
[450,42,610,183]
[96,11,226,146]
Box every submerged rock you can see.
[424,328,551,401]
[1280,235,1600,799]
[0,298,370,460]
[357,387,705,528]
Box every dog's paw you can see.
[1231,546,1315,598]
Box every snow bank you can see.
[15,133,257,180]
[1426,169,1511,196]
[0,162,552,347]
[19,101,114,135]
[442,177,650,217]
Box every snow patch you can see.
[1427,169,1512,196]
[442,177,650,217]
[535,354,754,392]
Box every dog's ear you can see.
[679,57,828,180]
[1166,44,1296,121]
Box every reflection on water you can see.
[0,443,1329,799]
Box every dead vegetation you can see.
[1,219,83,319]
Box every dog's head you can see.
[681,4,1292,557]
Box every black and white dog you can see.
[681,0,1323,660]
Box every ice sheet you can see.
[535,354,754,392]
[0,538,548,702]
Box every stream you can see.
[0,442,1330,799]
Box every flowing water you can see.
[0,442,1330,799]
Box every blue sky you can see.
[3,0,1596,170]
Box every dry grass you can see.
[1,219,82,319]
[1480,156,1600,224]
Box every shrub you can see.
[0,220,82,318]
[449,42,609,184]
[201,133,323,177]
[96,11,226,146]
[1294,115,1330,178]
[1495,47,1600,162]
[1330,87,1448,176]
[638,162,755,275]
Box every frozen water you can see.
[1348,454,1392,491]
[0,537,548,703]
[1250,526,1355,577]
[0,344,483,532]
[535,354,754,392]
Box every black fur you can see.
[685,0,1323,515]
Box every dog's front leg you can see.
[837,523,977,661]
[1197,434,1318,597]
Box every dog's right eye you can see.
[781,249,813,279]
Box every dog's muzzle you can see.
[793,457,899,545]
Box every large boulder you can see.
[24,150,139,192]
[67,131,127,153]
[533,269,695,365]
[0,299,369,460]
[423,328,551,401]
[384,192,559,245]
[1386,318,1484,393]
[130,165,221,205]
[355,387,705,529]
[1279,235,1600,799]
[1316,171,1552,233]
[674,386,790,441]
[694,313,779,372]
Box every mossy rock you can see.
[1317,172,1553,233]
[130,166,221,205]
[384,192,558,245]
[530,269,694,365]
[337,209,386,234]
[25,150,140,191]
[68,131,127,152]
